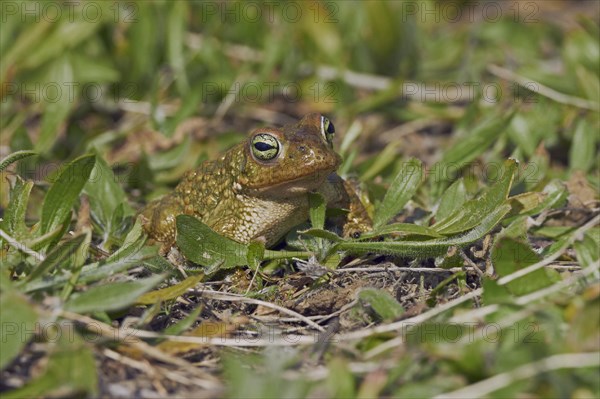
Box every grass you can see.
[1,1,599,397]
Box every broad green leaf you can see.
[167,1,189,94]
[574,228,600,269]
[507,192,546,216]
[337,204,511,258]
[506,113,538,157]
[247,241,266,270]
[137,274,203,305]
[60,230,92,301]
[0,290,38,369]
[569,118,597,173]
[64,274,165,314]
[374,158,423,228]
[21,233,88,284]
[360,141,401,182]
[358,287,404,320]
[435,178,467,222]
[360,223,443,239]
[0,179,33,239]
[506,180,567,222]
[23,226,150,293]
[309,193,326,230]
[40,154,96,236]
[575,65,600,103]
[0,20,52,81]
[299,228,344,243]
[70,52,119,83]
[176,215,248,269]
[84,153,133,234]
[0,150,37,172]
[163,305,204,336]
[432,159,517,235]
[147,136,191,170]
[326,358,356,399]
[2,329,97,398]
[35,55,75,154]
[481,277,512,305]
[491,237,557,296]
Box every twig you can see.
[103,348,218,390]
[488,64,600,111]
[338,266,466,274]
[60,310,220,388]
[336,289,482,341]
[449,259,599,324]
[434,352,600,399]
[197,289,325,332]
[0,228,45,262]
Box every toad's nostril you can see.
[299,145,307,152]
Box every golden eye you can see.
[321,116,335,144]
[251,133,280,161]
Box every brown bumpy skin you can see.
[139,113,372,250]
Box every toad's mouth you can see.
[248,168,335,195]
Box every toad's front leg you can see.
[318,173,372,238]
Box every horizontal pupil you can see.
[327,122,335,134]
[254,142,275,151]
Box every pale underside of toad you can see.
[140,113,372,250]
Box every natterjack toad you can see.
[140,113,372,249]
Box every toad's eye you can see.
[251,133,280,161]
[321,116,335,145]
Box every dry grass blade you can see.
[488,64,600,111]
[435,352,600,399]
[198,289,326,332]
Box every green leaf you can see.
[358,287,404,320]
[35,55,75,154]
[360,141,401,182]
[21,233,88,284]
[136,274,203,305]
[440,110,515,171]
[374,158,423,228]
[574,228,600,268]
[433,159,517,235]
[147,136,191,170]
[299,228,344,243]
[308,192,326,230]
[64,274,166,314]
[84,153,133,234]
[326,358,356,399]
[167,1,189,94]
[2,330,98,398]
[23,223,150,292]
[0,150,37,172]
[247,241,266,270]
[481,277,512,305]
[491,237,556,296]
[569,118,597,173]
[40,154,96,236]
[176,215,248,269]
[361,223,443,240]
[163,305,203,336]
[0,179,33,239]
[337,204,511,258]
[0,290,38,369]
[70,52,119,83]
[435,178,467,222]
